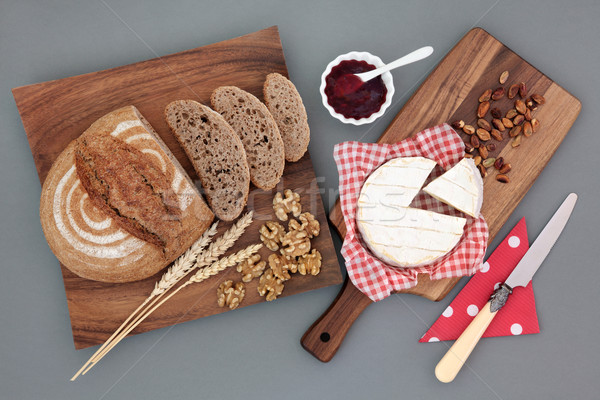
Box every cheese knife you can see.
[435,193,578,383]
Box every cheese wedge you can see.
[358,157,436,208]
[423,158,483,218]
[356,205,466,267]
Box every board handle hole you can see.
[320,332,330,342]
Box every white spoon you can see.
[354,46,434,82]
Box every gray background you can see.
[1,0,598,398]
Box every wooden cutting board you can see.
[302,27,580,362]
[12,26,342,350]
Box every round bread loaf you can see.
[39,106,214,283]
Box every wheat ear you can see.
[77,212,254,378]
[83,243,262,374]
[70,222,219,381]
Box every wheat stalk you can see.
[73,212,254,379]
[82,243,262,374]
[70,222,218,381]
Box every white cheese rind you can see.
[423,158,483,218]
[358,157,436,208]
[357,206,466,267]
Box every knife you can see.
[435,193,578,383]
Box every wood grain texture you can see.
[303,27,580,363]
[12,26,343,349]
[329,27,580,299]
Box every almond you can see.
[492,118,505,132]
[531,118,540,133]
[499,71,509,84]
[515,99,527,114]
[508,84,519,99]
[502,117,514,129]
[477,118,492,131]
[463,125,475,135]
[496,174,510,183]
[509,125,522,137]
[500,163,512,174]
[477,101,490,118]
[491,87,505,101]
[524,108,532,121]
[506,109,518,119]
[479,89,492,103]
[519,82,527,98]
[531,93,546,105]
[494,157,504,170]
[490,128,503,141]
[477,164,487,178]
[513,114,525,126]
[479,145,489,159]
[523,121,533,137]
[474,155,482,166]
[476,128,491,141]
[470,135,480,148]
[511,135,522,148]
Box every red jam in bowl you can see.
[324,59,388,120]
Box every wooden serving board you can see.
[12,26,342,350]
[302,27,580,362]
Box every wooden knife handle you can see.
[435,301,498,383]
[301,277,374,362]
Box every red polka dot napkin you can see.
[333,124,489,302]
[420,217,540,342]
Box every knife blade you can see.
[435,193,578,383]
[505,193,578,288]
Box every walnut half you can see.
[280,229,311,257]
[291,212,320,238]
[259,221,285,251]
[257,268,284,301]
[297,249,322,276]
[217,280,245,310]
[268,253,297,281]
[236,254,266,283]
[273,189,301,221]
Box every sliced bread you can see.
[210,86,285,190]
[165,100,250,221]
[263,73,310,162]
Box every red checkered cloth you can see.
[333,123,489,302]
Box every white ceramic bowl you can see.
[320,51,395,126]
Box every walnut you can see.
[259,221,285,251]
[298,212,320,238]
[280,228,311,257]
[236,254,266,283]
[257,268,284,301]
[217,280,245,310]
[268,253,297,281]
[273,189,301,221]
[297,249,322,276]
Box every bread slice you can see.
[263,73,310,162]
[165,100,250,221]
[210,86,285,190]
[39,106,214,283]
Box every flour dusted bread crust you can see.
[263,73,310,162]
[39,106,214,283]
[165,100,250,221]
[211,86,285,190]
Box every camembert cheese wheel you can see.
[423,158,484,218]
[356,156,467,267]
